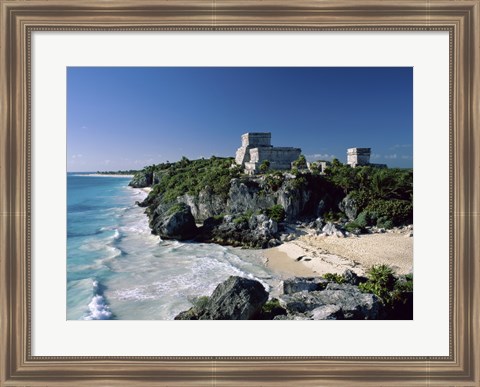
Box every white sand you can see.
[264,232,413,278]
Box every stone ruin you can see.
[347,148,371,167]
[235,134,386,174]
[347,147,387,168]
[235,132,301,175]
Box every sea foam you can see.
[82,280,113,320]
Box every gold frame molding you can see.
[1,0,479,385]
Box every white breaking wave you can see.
[82,280,113,320]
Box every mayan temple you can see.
[235,132,301,175]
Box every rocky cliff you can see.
[138,172,342,246]
[130,157,412,247]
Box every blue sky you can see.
[67,67,413,171]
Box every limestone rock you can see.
[279,284,382,320]
[342,269,361,286]
[339,195,358,221]
[151,203,198,240]
[282,277,328,294]
[196,213,280,249]
[322,222,345,237]
[129,171,153,188]
[175,276,268,320]
[310,304,343,320]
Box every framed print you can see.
[1,0,479,385]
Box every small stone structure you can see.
[347,148,371,167]
[235,132,301,175]
[347,148,387,168]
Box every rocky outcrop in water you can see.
[175,276,269,320]
[150,202,198,240]
[196,213,281,249]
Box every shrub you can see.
[359,266,414,319]
[143,157,241,205]
[344,221,362,233]
[365,199,412,226]
[259,160,270,173]
[359,264,397,304]
[376,216,394,229]
[324,210,343,222]
[266,205,285,223]
[233,210,253,225]
[322,273,345,284]
[354,211,371,228]
[293,154,307,169]
[264,171,285,192]
[309,162,320,175]
[290,175,307,190]
[262,298,282,313]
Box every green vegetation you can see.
[148,156,241,204]
[322,273,345,284]
[193,296,210,310]
[259,159,270,173]
[166,202,187,216]
[135,154,411,231]
[344,221,363,233]
[309,162,320,175]
[263,171,285,191]
[289,174,308,190]
[262,298,282,313]
[265,204,286,223]
[323,210,343,223]
[233,210,254,225]
[325,162,413,228]
[97,169,140,175]
[292,154,307,169]
[359,265,413,309]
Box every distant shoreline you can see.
[70,173,134,178]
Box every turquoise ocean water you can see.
[67,173,274,320]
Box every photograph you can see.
[67,66,414,321]
[2,0,479,383]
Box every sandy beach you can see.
[264,231,413,279]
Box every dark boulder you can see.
[342,269,362,286]
[151,203,198,240]
[196,214,280,249]
[282,277,328,294]
[175,276,268,320]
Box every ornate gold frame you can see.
[1,0,479,385]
